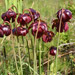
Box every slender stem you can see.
[26,25,33,75]
[26,38,31,66]
[4,60,7,75]
[27,31,34,75]
[56,10,63,75]
[41,42,44,73]
[17,39,23,75]
[14,17,23,75]
[31,37,34,55]
[33,20,40,75]
[33,36,37,75]
[2,36,7,75]
[47,52,50,75]
[39,39,42,75]
[12,35,20,75]
[28,27,34,58]
[21,36,26,55]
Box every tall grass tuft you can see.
[5,0,23,13]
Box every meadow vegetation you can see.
[0,0,75,75]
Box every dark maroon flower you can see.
[29,8,40,21]
[57,9,72,22]
[6,10,16,19]
[18,28,28,36]
[1,25,11,36]
[49,46,57,56]
[1,9,16,22]
[52,19,69,32]
[42,31,54,43]
[29,20,47,38]
[17,13,32,25]
[0,24,11,37]
[1,13,10,22]
[12,27,28,36]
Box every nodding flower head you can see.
[29,8,40,21]
[42,31,54,43]
[1,9,17,22]
[49,46,57,56]
[0,24,11,37]
[57,9,72,22]
[1,25,11,36]
[17,13,32,25]
[12,27,28,36]
[29,20,48,38]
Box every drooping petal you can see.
[52,19,65,32]
[64,22,69,32]
[42,31,54,43]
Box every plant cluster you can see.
[52,9,72,32]
[0,6,72,56]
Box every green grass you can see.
[0,0,75,75]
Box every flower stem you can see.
[33,20,40,75]
[47,52,50,75]
[56,10,62,75]
[33,36,37,75]
[39,39,42,75]
[12,35,20,75]
[17,38,23,75]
